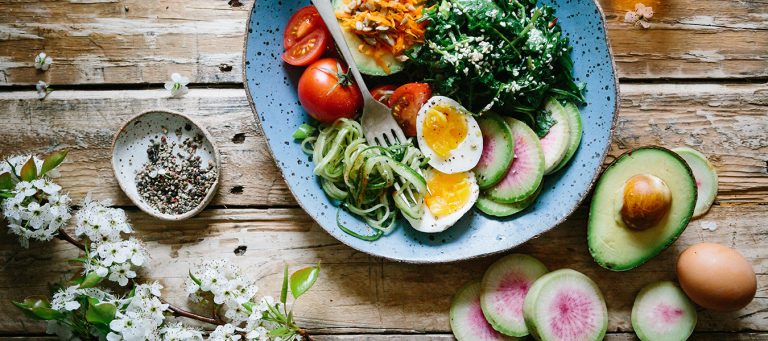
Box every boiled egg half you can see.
[416,96,483,174]
[406,168,479,233]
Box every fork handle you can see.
[312,0,374,102]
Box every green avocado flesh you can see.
[332,0,404,76]
[588,147,697,271]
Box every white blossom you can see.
[159,322,204,341]
[35,80,52,99]
[75,197,133,243]
[109,262,137,286]
[34,52,53,71]
[186,259,261,324]
[51,285,83,311]
[164,73,189,98]
[2,179,71,248]
[108,283,169,341]
[209,324,241,341]
[624,3,653,29]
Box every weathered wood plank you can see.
[0,0,766,85]
[0,205,765,334]
[0,83,765,206]
[4,334,768,340]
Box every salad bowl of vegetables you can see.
[243,0,618,263]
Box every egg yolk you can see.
[423,104,468,158]
[425,171,471,217]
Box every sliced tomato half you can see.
[283,6,326,49]
[371,84,397,105]
[389,83,432,137]
[282,29,328,66]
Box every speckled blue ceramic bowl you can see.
[243,0,618,263]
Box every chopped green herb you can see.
[406,0,585,118]
[292,123,316,140]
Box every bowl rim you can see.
[241,0,620,263]
[110,109,222,221]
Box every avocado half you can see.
[588,146,697,271]
[332,0,404,76]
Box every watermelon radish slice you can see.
[541,99,572,175]
[451,280,518,341]
[631,281,697,341]
[480,254,549,337]
[672,147,718,218]
[551,101,583,173]
[523,269,608,341]
[475,114,515,189]
[487,118,545,203]
[476,185,542,217]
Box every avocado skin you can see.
[587,146,697,271]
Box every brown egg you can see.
[677,243,757,312]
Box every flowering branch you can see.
[56,228,85,251]
[3,152,321,340]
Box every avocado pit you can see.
[620,174,672,230]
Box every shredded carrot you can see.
[336,0,426,73]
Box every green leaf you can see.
[280,264,289,304]
[19,157,37,181]
[268,326,292,337]
[189,269,202,286]
[13,297,64,320]
[79,272,104,289]
[0,172,13,190]
[40,150,68,176]
[85,299,116,325]
[242,301,255,314]
[289,263,320,300]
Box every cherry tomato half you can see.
[282,29,328,66]
[298,58,363,124]
[371,85,397,105]
[388,83,432,137]
[283,6,325,49]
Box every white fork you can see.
[311,0,407,147]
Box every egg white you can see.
[416,96,484,174]
[405,169,480,233]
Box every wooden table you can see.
[0,0,766,340]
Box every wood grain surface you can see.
[0,205,766,335]
[0,0,766,85]
[0,83,765,206]
[1,0,767,339]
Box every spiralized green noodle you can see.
[301,119,427,240]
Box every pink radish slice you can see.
[523,269,608,341]
[541,99,571,175]
[474,114,515,189]
[451,280,517,341]
[480,254,548,337]
[631,281,696,341]
[487,118,545,204]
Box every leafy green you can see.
[289,263,320,300]
[533,110,557,138]
[280,264,289,304]
[41,150,68,176]
[13,297,64,320]
[0,172,13,190]
[79,272,105,289]
[85,298,116,326]
[19,157,37,181]
[406,0,585,120]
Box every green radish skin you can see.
[672,147,718,218]
[541,99,572,175]
[487,118,545,203]
[451,280,518,341]
[475,114,516,189]
[551,101,583,173]
[476,185,542,217]
[480,254,549,337]
[523,269,608,341]
[631,281,697,341]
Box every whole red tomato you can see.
[298,58,363,123]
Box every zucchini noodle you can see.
[301,119,428,240]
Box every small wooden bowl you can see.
[111,110,221,220]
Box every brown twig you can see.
[57,228,85,251]
[298,329,314,341]
[55,227,225,326]
[163,299,226,326]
